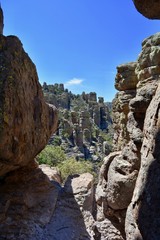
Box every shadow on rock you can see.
[42,173,100,240]
[136,130,160,239]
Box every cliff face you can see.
[96,32,160,239]
[125,32,160,240]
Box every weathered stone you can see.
[126,83,160,240]
[88,92,97,102]
[96,32,160,239]
[112,90,136,151]
[58,92,70,109]
[80,111,92,131]
[39,164,62,184]
[93,105,101,127]
[41,173,96,240]
[133,0,160,19]
[136,33,160,82]
[0,163,59,239]
[73,124,83,147]
[95,219,124,240]
[96,152,121,205]
[0,35,58,176]
[106,154,138,210]
[98,97,104,103]
[64,173,94,212]
[115,62,138,91]
[83,128,92,143]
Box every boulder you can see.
[41,173,96,240]
[39,164,62,184]
[0,162,59,239]
[0,35,58,176]
[115,62,138,91]
[64,173,94,212]
[133,0,160,19]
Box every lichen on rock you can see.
[0,34,58,176]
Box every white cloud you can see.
[65,78,84,87]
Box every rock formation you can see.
[0,7,59,239]
[43,83,113,161]
[0,34,58,176]
[125,32,160,240]
[112,62,137,150]
[2,1,160,238]
[96,32,160,239]
[133,0,160,19]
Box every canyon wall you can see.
[96,32,160,239]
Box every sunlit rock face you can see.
[96,32,160,239]
[133,0,160,19]
[0,34,58,176]
[112,62,138,151]
[125,32,160,240]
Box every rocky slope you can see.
[43,83,113,161]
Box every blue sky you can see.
[2,0,160,101]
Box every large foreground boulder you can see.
[0,35,58,176]
[0,12,59,238]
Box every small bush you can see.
[37,146,66,166]
[37,146,96,182]
[58,158,94,181]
